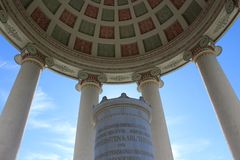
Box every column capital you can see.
[14,43,46,68]
[75,73,103,93]
[133,68,163,92]
[192,46,222,62]
[183,36,222,62]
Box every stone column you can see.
[193,46,240,160]
[0,44,45,160]
[74,74,102,160]
[134,70,174,160]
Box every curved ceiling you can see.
[0,0,239,83]
[22,0,206,57]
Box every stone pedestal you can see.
[94,93,154,160]
[0,49,44,160]
[74,76,102,160]
[137,74,173,160]
[194,48,240,160]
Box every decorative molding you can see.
[199,35,213,48]
[225,0,235,14]
[78,71,89,80]
[150,67,161,77]
[0,7,23,42]
[94,94,152,119]
[75,81,102,93]
[132,67,161,82]
[45,57,55,67]
[76,74,103,92]
[3,23,22,42]
[183,36,219,62]
[192,45,222,62]
[137,78,164,93]
[25,43,37,55]
[108,74,130,82]
[213,15,231,34]
[0,9,8,23]
[97,73,107,83]
[183,51,192,62]
[162,58,183,70]
[119,93,129,99]
[15,43,46,67]
[100,96,108,103]
[132,72,142,81]
[55,64,74,73]
[78,71,107,83]
[133,69,164,92]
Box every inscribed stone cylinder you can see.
[93,94,155,160]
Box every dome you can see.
[0,0,239,83]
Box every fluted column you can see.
[134,70,174,160]
[192,45,240,160]
[0,44,45,160]
[73,74,102,160]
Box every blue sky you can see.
[0,18,239,160]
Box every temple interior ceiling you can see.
[0,0,239,82]
[20,0,207,57]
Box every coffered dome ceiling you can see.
[0,0,239,83]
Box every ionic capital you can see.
[132,68,163,92]
[183,36,222,62]
[192,46,222,62]
[75,72,103,93]
[15,43,45,68]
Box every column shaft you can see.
[0,61,42,160]
[73,82,101,160]
[139,80,173,160]
[196,53,240,159]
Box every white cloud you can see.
[172,139,211,160]
[28,118,76,145]
[26,87,76,160]
[29,87,76,143]
[0,60,18,70]
[28,118,51,129]
[172,144,185,160]
[31,88,55,114]
[25,153,61,160]
[29,88,76,141]
[0,61,7,68]
[166,115,187,127]
[43,142,73,155]
[51,122,76,145]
